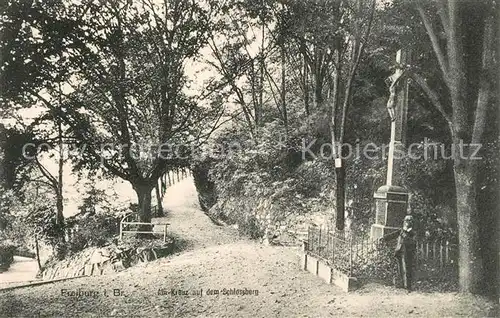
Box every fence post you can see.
[332,235,335,266]
[361,237,364,262]
[432,240,437,260]
[445,240,449,264]
[349,236,353,276]
[416,241,420,264]
[302,240,309,271]
[307,226,311,252]
[318,227,322,257]
[163,224,167,242]
[438,239,442,268]
[302,240,308,253]
[326,229,331,262]
[119,221,123,241]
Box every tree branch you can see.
[28,89,131,181]
[471,16,494,144]
[408,71,453,134]
[417,4,450,86]
[34,157,58,190]
[29,178,57,191]
[436,0,450,33]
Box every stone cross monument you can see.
[371,49,411,240]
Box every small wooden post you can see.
[307,226,311,252]
[416,241,420,263]
[445,240,449,264]
[326,230,331,259]
[331,236,335,265]
[302,240,309,271]
[432,240,437,260]
[163,224,167,242]
[318,227,322,257]
[349,236,353,276]
[361,237,364,261]
[439,240,444,268]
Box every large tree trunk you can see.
[258,14,265,127]
[303,54,310,116]
[155,181,164,217]
[280,22,287,132]
[55,193,64,226]
[314,70,323,108]
[453,158,484,293]
[34,233,41,271]
[417,0,496,295]
[329,43,344,233]
[161,173,166,196]
[447,0,484,294]
[133,182,154,225]
[334,162,345,233]
[56,119,64,226]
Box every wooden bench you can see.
[119,214,170,242]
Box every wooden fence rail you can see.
[119,214,170,242]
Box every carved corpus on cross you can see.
[386,49,410,186]
[370,49,411,241]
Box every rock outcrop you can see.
[42,238,174,280]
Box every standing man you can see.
[394,215,417,291]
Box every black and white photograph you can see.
[0,0,499,316]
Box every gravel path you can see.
[153,177,244,250]
[0,256,40,289]
[0,178,497,317]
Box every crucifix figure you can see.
[385,49,410,186]
[385,68,405,122]
[370,49,411,241]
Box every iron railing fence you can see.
[306,225,458,278]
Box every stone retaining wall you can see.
[301,251,358,292]
[42,239,175,280]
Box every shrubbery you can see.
[194,112,458,244]
[193,120,338,240]
[65,212,121,254]
[0,242,16,271]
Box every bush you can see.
[66,213,121,254]
[192,157,218,212]
[0,242,16,271]
[353,239,397,284]
[195,105,460,244]
[195,120,337,240]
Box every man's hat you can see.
[404,215,414,222]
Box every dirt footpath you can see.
[0,178,497,317]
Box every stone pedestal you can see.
[370,185,408,240]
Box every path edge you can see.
[0,276,86,293]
